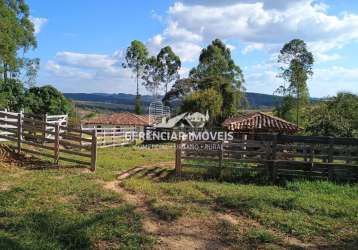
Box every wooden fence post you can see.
[43,114,47,144]
[219,141,223,169]
[175,140,182,178]
[328,137,334,180]
[91,130,97,172]
[309,144,314,166]
[17,113,23,154]
[80,124,83,146]
[54,123,60,165]
[218,140,224,179]
[269,133,278,183]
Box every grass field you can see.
[0,145,357,249]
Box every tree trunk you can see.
[136,67,139,96]
[296,84,300,127]
[3,63,7,84]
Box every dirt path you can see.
[104,162,230,250]
[103,163,317,250]
[105,180,229,249]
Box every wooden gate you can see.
[0,111,97,171]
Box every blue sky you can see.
[27,0,358,97]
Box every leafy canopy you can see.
[0,1,70,116]
[164,39,245,124]
[26,85,72,115]
[0,79,26,112]
[142,56,162,97]
[123,40,149,77]
[275,39,314,126]
[0,0,37,75]
[142,46,181,98]
[190,39,244,91]
[122,40,149,114]
[157,46,181,94]
[305,92,358,138]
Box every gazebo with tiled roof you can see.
[222,112,301,134]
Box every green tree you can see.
[276,39,314,126]
[142,56,162,98]
[26,85,72,115]
[182,87,223,126]
[157,46,181,95]
[164,39,244,123]
[0,78,26,111]
[21,57,40,87]
[305,92,358,138]
[190,39,244,101]
[122,40,149,114]
[0,0,37,83]
[133,95,142,114]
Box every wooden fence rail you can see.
[81,127,138,148]
[176,134,358,182]
[0,111,97,171]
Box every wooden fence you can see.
[0,110,68,141]
[0,110,18,142]
[0,111,97,171]
[81,127,138,148]
[175,134,358,182]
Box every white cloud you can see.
[148,1,358,62]
[148,34,163,47]
[150,10,164,22]
[44,50,140,93]
[55,51,117,69]
[30,16,48,34]
[46,60,94,79]
[42,0,358,96]
[180,0,312,10]
[314,53,341,62]
[242,43,264,54]
[244,61,358,97]
[244,61,281,94]
[310,66,358,96]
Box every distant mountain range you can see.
[64,92,283,113]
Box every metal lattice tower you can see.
[149,101,170,124]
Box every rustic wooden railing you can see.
[0,111,97,171]
[81,127,137,148]
[0,110,68,142]
[175,134,358,182]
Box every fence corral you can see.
[81,127,137,148]
[176,134,358,182]
[0,110,68,141]
[44,114,68,139]
[0,111,97,171]
[0,110,18,142]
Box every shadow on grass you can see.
[158,166,271,185]
[0,203,150,249]
[0,144,91,172]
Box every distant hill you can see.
[65,92,283,113]
[65,93,156,106]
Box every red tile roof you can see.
[139,115,156,125]
[82,112,152,126]
[223,112,301,133]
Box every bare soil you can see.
[103,163,319,250]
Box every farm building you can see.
[222,112,301,134]
[155,111,209,129]
[82,112,153,132]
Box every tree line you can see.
[0,0,71,115]
[1,0,356,137]
[122,41,181,114]
[125,38,357,137]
